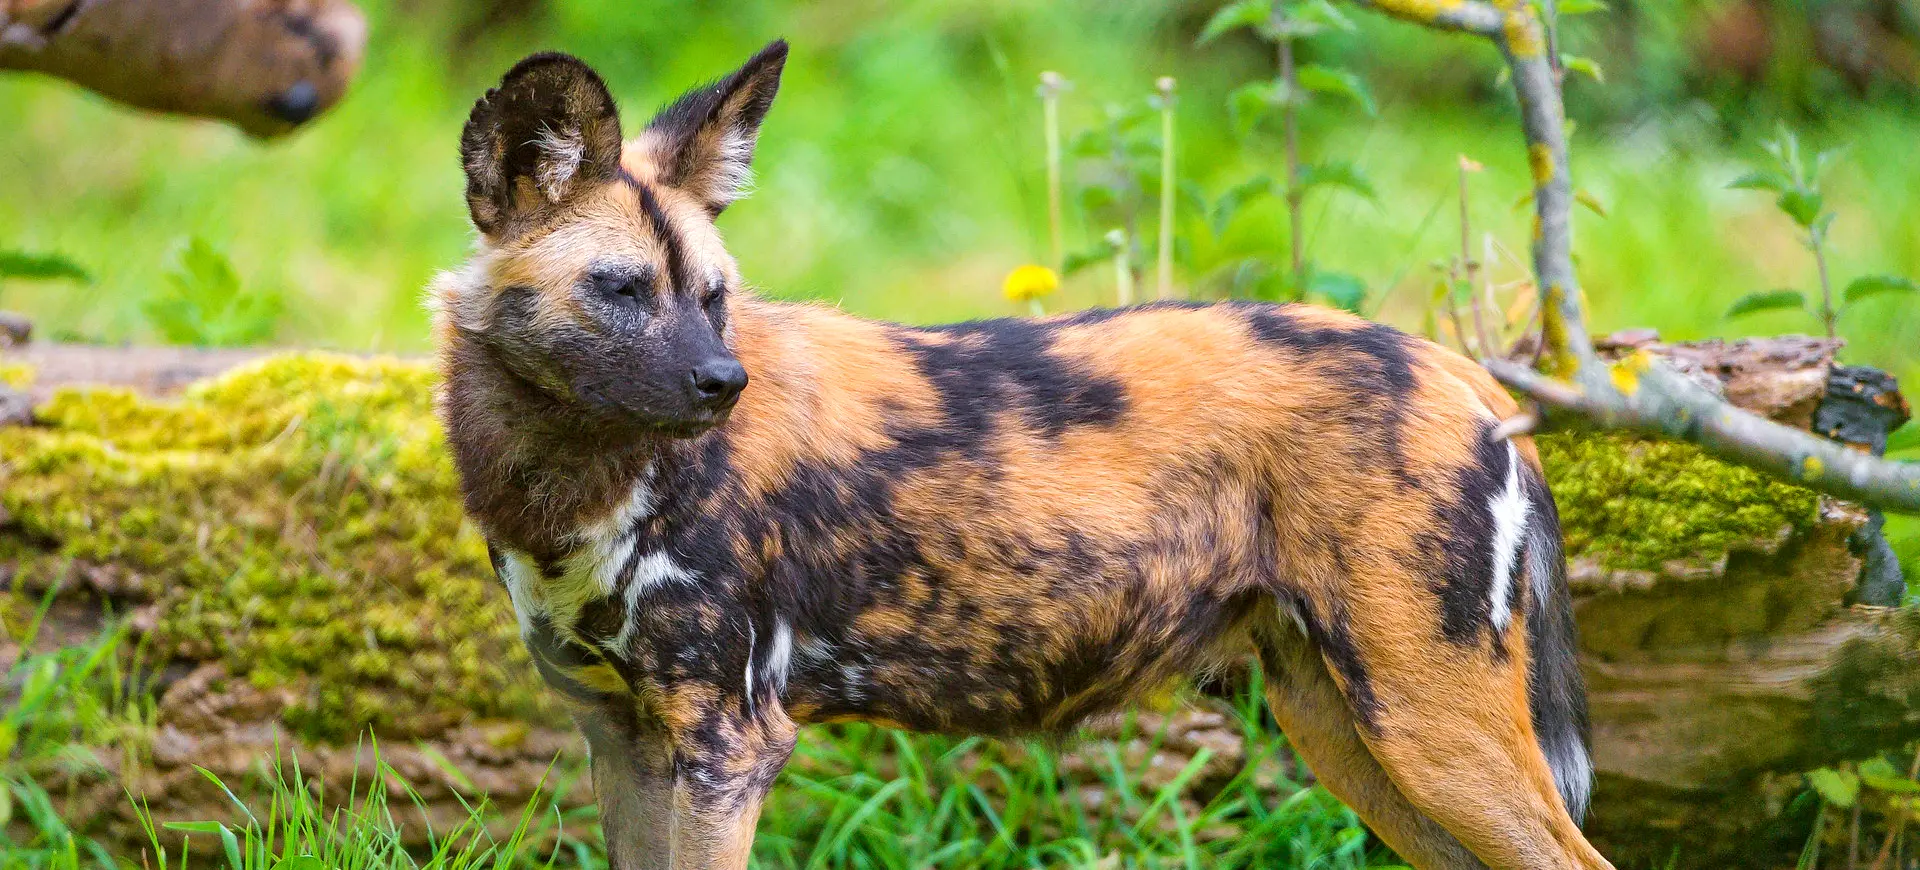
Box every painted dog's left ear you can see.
[641,39,788,215]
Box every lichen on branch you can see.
[1343,0,1920,514]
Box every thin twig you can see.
[1346,0,1920,514]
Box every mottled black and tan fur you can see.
[432,43,1612,870]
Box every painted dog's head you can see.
[435,42,787,439]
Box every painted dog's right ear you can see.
[460,53,623,238]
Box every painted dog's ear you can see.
[641,39,788,215]
[460,52,624,238]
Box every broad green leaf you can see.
[1209,175,1275,236]
[1562,54,1605,83]
[1309,270,1367,313]
[0,250,90,283]
[1298,161,1377,201]
[1724,289,1806,319]
[1178,179,1211,219]
[1842,274,1918,304]
[1227,80,1283,138]
[1198,0,1273,44]
[1557,0,1609,14]
[1727,171,1791,193]
[1295,64,1376,116]
[1859,758,1920,794]
[1807,768,1860,808]
[1777,189,1824,229]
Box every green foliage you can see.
[1724,289,1807,318]
[1194,0,1378,304]
[1293,65,1375,116]
[1724,127,1918,341]
[1806,767,1860,809]
[143,238,284,347]
[0,251,90,284]
[137,754,584,870]
[1843,274,1919,305]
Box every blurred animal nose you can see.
[266,81,321,124]
[690,359,748,408]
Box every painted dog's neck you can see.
[438,329,724,563]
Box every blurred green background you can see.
[1,0,1915,365]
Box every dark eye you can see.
[592,269,651,302]
[702,281,725,309]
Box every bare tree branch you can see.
[1346,0,1920,513]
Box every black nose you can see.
[690,358,748,408]
[266,81,321,124]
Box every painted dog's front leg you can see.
[578,706,678,870]
[653,693,797,869]
[581,691,796,869]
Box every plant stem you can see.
[1866,744,1920,870]
[1108,228,1134,306]
[1040,72,1066,273]
[1460,157,1493,355]
[1278,34,1305,298]
[1812,226,1837,341]
[1156,76,1177,300]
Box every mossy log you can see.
[0,343,1913,866]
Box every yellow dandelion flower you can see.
[1003,264,1059,316]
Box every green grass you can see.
[2,602,1387,869]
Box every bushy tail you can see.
[1521,467,1593,822]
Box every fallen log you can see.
[0,340,1909,865]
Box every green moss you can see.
[0,354,553,741]
[1538,431,1822,571]
[0,354,1829,741]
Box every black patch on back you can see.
[1235,303,1422,486]
[1425,422,1509,649]
[899,317,1130,450]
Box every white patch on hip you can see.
[1487,441,1532,633]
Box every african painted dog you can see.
[433,41,1613,870]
